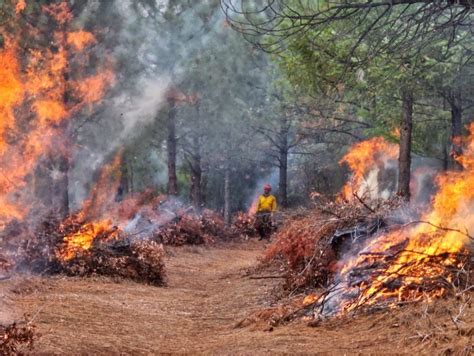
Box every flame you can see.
[339,137,399,200]
[15,0,26,15]
[59,218,119,261]
[0,1,114,227]
[81,153,123,220]
[329,126,474,314]
[248,196,259,216]
[67,31,97,50]
[56,153,168,262]
[0,45,23,154]
[73,69,115,109]
[43,2,73,24]
[57,153,123,261]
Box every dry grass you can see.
[1,240,472,354]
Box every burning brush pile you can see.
[265,129,473,318]
[16,153,238,285]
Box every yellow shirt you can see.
[256,194,277,212]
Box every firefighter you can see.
[255,183,277,240]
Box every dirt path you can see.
[3,241,471,354]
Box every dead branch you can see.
[248,275,286,279]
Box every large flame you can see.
[339,137,399,200]
[327,126,474,314]
[56,153,166,261]
[59,217,119,261]
[57,153,123,260]
[0,1,114,228]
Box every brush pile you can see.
[57,238,166,286]
[16,205,239,285]
[231,212,258,238]
[0,320,36,355]
[261,192,474,320]
[153,209,236,246]
[18,214,166,286]
[263,197,405,292]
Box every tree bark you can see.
[189,103,202,210]
[449,90,463,171]
[53,153,69,218]
[189,155,202,210]
[167,100,178,196]
[278,116,289,208]
[224,168,231,226]
[397,87,413,201]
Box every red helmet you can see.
[263,184,272,192]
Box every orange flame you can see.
[15,0,26,15]
[0,2,114,227]
[339,137,399,200]
[334,126,474,313]
[57,153,123,260]
[67,31,97,51]
[247,196,259,216]
[59,218,119,261]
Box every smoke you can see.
[69,76,171,207]
[351,153,442,205]
[69,1,227,208]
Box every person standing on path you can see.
[254,184,277,240]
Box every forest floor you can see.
[2,240,472,354]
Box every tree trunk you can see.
[224,168,231,226]
[442,136,449,171]
[397,87,413,201]
[50,60,70,219]
[167,100,178,196]
[278,116,289,208]
[53,153,69,218]
[189,103,202,210]
[201,169,208,207]
[189,158,202,210]
[449,91,463,171]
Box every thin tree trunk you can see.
[449,90,463,171]
[189,103,202,210]
[201,169,208,207]
[397,87,413,201]
[443,135,449,171]
[50,65,70,218]
[224,168,231,226]
[55,154,69,218]
[278,116,289,208]
[190,158,202,210]
[167,100,178,196]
